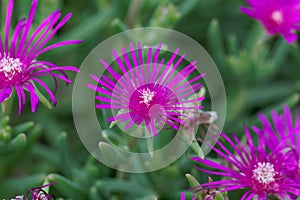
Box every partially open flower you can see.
[25,182,56,200]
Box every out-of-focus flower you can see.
[25,182,56,200]
[191,129,300,199]
[11,182,56,200]
[240,0,300,43]
[88,42,205,136]
[179,89,217,130]
[0,0,81,114]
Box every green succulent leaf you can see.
[48,173,88,199]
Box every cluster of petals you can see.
[0,0,81,114]
[88,42,205,136]
[192,105,300,199]
[240,0,300,43]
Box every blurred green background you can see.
[1,0,300,199]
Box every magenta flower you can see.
[191,130,300,199]
[252,105,300,151]
[87,42,205,136]
[0,0,81,114]
[240,0,300,43]
[252,105,300,182]
[11,182,56,200]
[25,182,56,200]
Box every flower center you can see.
[0,57,23,81]
[252,162,277,184]
[139,88,155,107]
[271,10,283,25]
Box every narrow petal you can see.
[5,0,14,53]
[34,40,82,57]
[15,85,26,115]
[24,82,39,112]
[22,10,60,56]
[0,87,13,103]
[18,0,38,54]
[10,18,27,56]
[32,78,57,106]
[24,12,61,59]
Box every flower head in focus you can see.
[240,0,300,43]
[0,0,81,114]
[191,129,300,199]
[252,105,300,182]
[87,42,205,136]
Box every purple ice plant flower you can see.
[0,0,81,114]
[191,129,300,199]
[25,182,56,200]
[11,182,56,200]
[252,105,300,153]
[240,0,300,43]
[87,42,205,136]
[252,105,300,182]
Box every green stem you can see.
[116,127,142,180]
[181,127,204,158]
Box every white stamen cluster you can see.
[0,57,23,80]
[271,10,284,25]
[252,162,277,184]
[139,88,155,107]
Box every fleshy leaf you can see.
[33,83,52,109]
